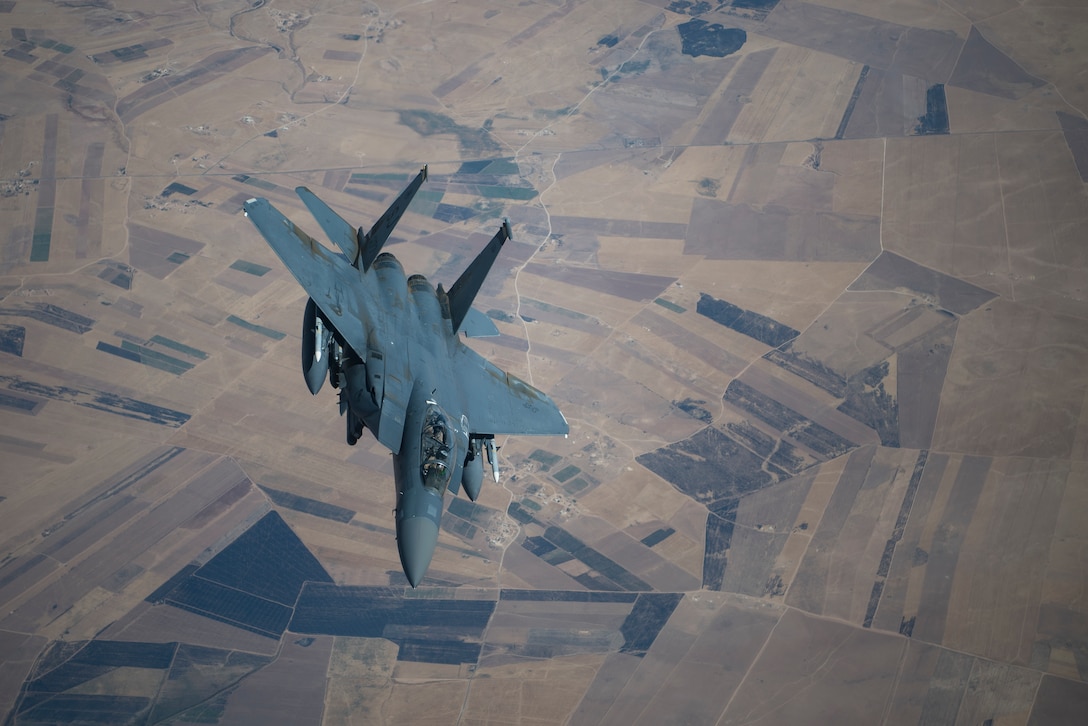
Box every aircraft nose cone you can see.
[397,516,439,587]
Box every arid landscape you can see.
[1,0,1087,723]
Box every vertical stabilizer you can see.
[359,165,428,271]
[447,219,511,334]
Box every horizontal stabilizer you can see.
[360,165,428,271]
[296,187,360,266]
[460,308,500,338]
[448,220,510,335]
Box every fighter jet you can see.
[242,166,568,586]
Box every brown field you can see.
[1,0,1087,723]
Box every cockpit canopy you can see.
[421,404,455,492]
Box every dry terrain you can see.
[1,0,1087,724]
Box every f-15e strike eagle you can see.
[243,166,568,587]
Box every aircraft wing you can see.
[243,196,409,451]
[244,197,356,294]
[454,346,568,436]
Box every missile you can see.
[485,438,499,483]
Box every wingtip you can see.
[242,197,258,216]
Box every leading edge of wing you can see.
[456,346,569,437]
